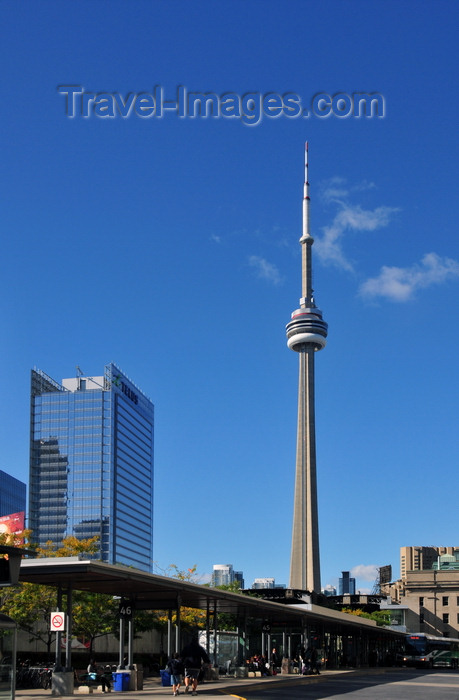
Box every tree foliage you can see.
[72,593,119,655]
[341,607,392,627]
[0,528,34,550]
[37,535,99,558]
[213,580,243,594]
[0,533,113,655]
[152,564,207,638]
[0,580,58,654]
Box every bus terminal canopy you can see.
[20,556,312,622]
[19,556,394,634]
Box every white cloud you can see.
[248,255,282,285]
[353,179,377,194]
[315,204,399,272]
[314,177,398,271]
[315,178,459,304]
[359,252,459,302]
[320,176,350,203]
[320,177,376,205]
[350,564,379,582]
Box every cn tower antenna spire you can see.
[303,141,310,235]
[301,141,314,308]
[286,143,328,593]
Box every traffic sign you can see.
[50,612,66,631]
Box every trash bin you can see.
[159,670,171,687]
[113,672,130,691]
[132,664,143,690]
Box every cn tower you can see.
[286,143,328,593]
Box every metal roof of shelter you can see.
[19,557,400,635]
[0,544,36,557]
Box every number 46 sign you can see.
[50,611,66,632]
[119,600,134,619]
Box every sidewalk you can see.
[15,669,363,700]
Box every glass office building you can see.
[0,470,26,518]
[29,363,154,572]
[339,571,356,595]
[211,564,244,589]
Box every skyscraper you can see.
[29,363,154,571]
[0,470,26,518]
[286,144,328,593]
[212,564,244,588]
[252,578,276,589]
[339,571,356,595]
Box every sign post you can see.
[50,608,73,696]
[50,612,66,632]
[51,603,66,673]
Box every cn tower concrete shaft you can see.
[290,349,320,592]
[286,143,328,593]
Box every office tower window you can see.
[29,364,154,571]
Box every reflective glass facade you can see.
[29,363,154,571]
[0,470,26,518]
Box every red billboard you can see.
[0,511,25,537]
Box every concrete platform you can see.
[15,669,380,700]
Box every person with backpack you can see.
[181,636,210,696]
[167,652,184,697]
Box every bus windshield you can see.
[406,636,427,655]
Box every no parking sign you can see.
[50,611,66,632]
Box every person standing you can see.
[271,647,280,675]
[309,647,320,675]
[181,636,210,696]
[167,652,184,697]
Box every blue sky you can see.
[1,0,458,594]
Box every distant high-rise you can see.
[322,584,337,597]
[400,546,458,580]
[286,144,328,593]
[339,571,356,595]
[0,470,26,518]
[29,363,154,571]
[212,564,244,588]
[251,577,286,589]
[252,578,276,589]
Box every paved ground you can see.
[14,669,388,700]
[12,667,459,699]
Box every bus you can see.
[398,634,459,668]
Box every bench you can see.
[74,671,106,694]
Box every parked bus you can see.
[398,634,459,668]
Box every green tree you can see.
[341,607,392,627]
[368,609,392,627]
[153,564,207,632]
[37,535,99,558]
[0,580,58,656]
[0,527,35,550]
[0,534,106,657]
[213,580,243,594]
[72,592,119,656]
